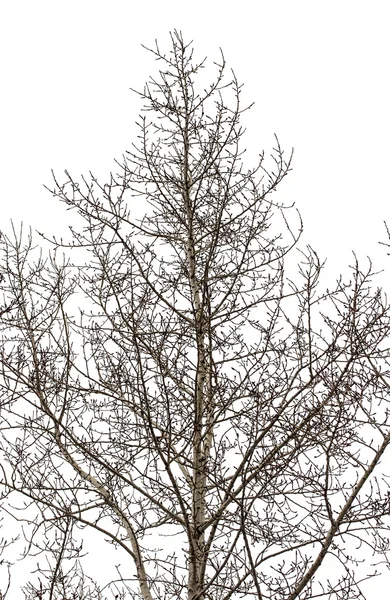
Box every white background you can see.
[1,0,390,597]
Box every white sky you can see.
[1,0,390,597]
[1,1,389,276]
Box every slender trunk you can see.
[184,159,207,600]
[186,216,207,600]
[180,66,212,598]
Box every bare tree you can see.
[1,30,390,599]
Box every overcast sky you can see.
[1,0,390,596]
[2,1,389,274]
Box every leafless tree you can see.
[1,30,390,600]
